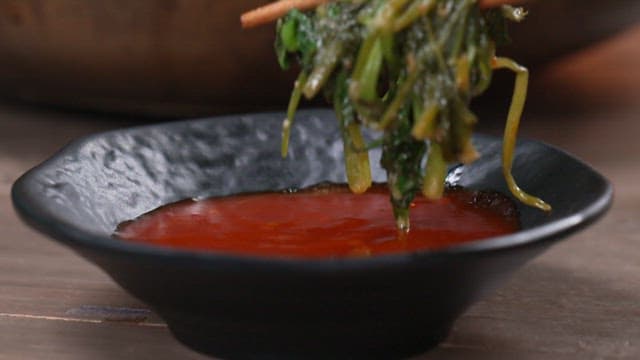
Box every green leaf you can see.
[274,10,317,70]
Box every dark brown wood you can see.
[0,0,637,117]
[1,25,639,360]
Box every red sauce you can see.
[115,185,519,258]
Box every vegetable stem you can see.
[412,104,439,139]
[394,0,436,32]
[493,56,551,212]
[303,40,343,98]
[334,71,372,194]
[351,34,384,102]
[377,56,419,130]
[423,142,447,199]
[342,122,373,193]
[281,71,308,158]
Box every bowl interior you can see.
[14,109,610,252]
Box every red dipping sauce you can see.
[115,185,520,258]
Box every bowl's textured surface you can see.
[12,109,612,359]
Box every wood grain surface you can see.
[1,25,639,360]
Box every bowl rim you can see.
[11,110,613,271]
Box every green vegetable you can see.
[275,0,550,231]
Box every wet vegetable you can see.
[274,0,550,230]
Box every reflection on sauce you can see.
[115,185,520,259]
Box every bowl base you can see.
[166,316,451,360]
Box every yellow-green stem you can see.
[343,123,372,194]
[493,56,551,211]
[412,104,439,139]
[281,71,308,158]
[423,142,447,200]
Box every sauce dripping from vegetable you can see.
[115,185,519,259]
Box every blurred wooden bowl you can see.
[508,0,640,65]
[0,0,637,117]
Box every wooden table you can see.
[1,27,639,360]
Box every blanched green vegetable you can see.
[276,0,550,230]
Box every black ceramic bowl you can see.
[12,109,612,359]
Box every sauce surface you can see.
[116,185,519,258]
